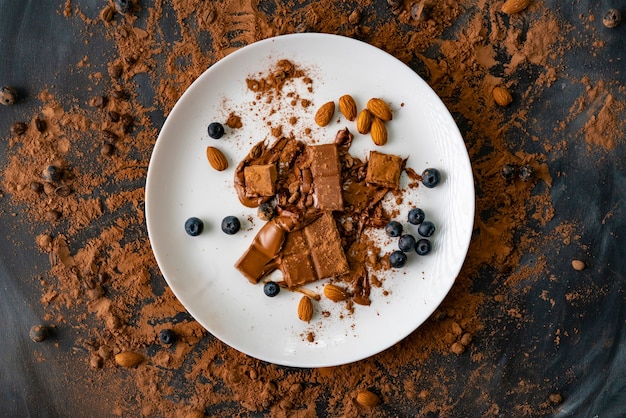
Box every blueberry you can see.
[385,220,403,237]
[398,234,416,252]
[263,281,280,297]
[221,215,240,235]
[208,122,225,139]
[418,220,436,237]
[0,86,17,106]
[184,217,204,236]
[389,250,407,268]
[29,325,48,342]
[407,208,425,225]
[518,165,534,182]
[257,203,275,221]
[415,239,431,255]
[500,164,517,180]
[159,329,175,345]
[114,0,131,14]
[42,165,62,183]
[421,168,441,188]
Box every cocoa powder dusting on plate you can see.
[1,0,623,416]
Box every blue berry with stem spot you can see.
[421,168,441,188]
[389,251,408,268]
[263,281,280,297]
[385,221,403,237]
[42,165,62,183]
[415,239,431,255]
[418,220,435,237]
[221,215,241,235]
[208,122,225,139]
[159,329,175,345]
[398,234,416,252]
[408,208,425,225]
[184,217,204,236]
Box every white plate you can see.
[145,33,474,367]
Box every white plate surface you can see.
[145,33,474,367]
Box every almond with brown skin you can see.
[571,259,586,271]
[339,94,357,121]
[356,390,382,407]
[501,0,530,14]
[492,86,513,106]
[114,351,143,368]
[370,117,388,146]
[356,108,373,134]
[314,101,335,127]
[297,296,313,322]
[366,98,392,121]
[206,146,228,171]
[323,283,349,302]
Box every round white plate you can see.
[145,33,474,368]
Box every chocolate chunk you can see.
[234,216,297,283]
[307,144,343,211]
[365,151,404,189]
[244,164,277,197]
[281,231,318,287]
[280,212,349,288]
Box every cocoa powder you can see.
[1,0,619,416]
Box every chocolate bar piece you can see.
[365,150,403,189]
[235,216,296,283]
[280,212,349,288]
[244,163,277,197]
[307,144,343,211]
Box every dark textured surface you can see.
[1,1,625,417]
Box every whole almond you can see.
[366,98,392,121]
[115,351,143,367]
[501,0,530,14]
[370,118,388,146]
[323,283,349,302]
[206,146,228,171]
[356,108,373,134]
[356,390,382,407]
[314,101,335,127]
[338,94,357,121]
[297,296,313,322]
[492,86,513,106]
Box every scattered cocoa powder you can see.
[2,0,622,416]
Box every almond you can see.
[114,351,143,368]
[297,296,313,322]
[356,390,382,407]
[356,108,373,134]
[338,94,357,121]
[571,259,586,271]
[501,0,530,14]
[370,117,388,146]
[492,86,513,106]
[323,283,349,302]
[314,101,335,127]
[366,98,392,121]
[206,146,228,171]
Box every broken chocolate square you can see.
[307,144,343,211]
[280,212,349,288]
[244,163,277,197]
[281,230,317,288]
[365,150,404,189]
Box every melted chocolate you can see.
[234,128,405,303]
